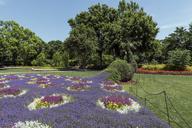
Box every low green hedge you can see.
[142,64,166,70]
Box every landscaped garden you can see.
[1,0,192,127]
[0,72,171,128]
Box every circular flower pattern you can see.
[0,87,27,99]
[101,80,123,92]
[97,95,141,114]
[13,120,51,128]
[27,77,56,88]
[67,82,91,91]
[27,94,72,110]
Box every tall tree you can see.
[0,20,45,66]
[64,25,97,68]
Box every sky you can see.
[0,0,192,42]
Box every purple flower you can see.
[41,95,63,104]
[0,73,170,128]
[101,95,132,106]
[0,88,21,96]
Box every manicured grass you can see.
[123,74,192,128]
[0,68,100,77]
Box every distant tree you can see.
[167,49,191,70]
[0,20,45,66]
[52,52,63,67]
[46,40,63,60]
[64,25,97,68]
[32,52,46,66]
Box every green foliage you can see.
[167,49,191,70]
[66,0,158,68]
[163,25,192,65]
[52,52,63,67]
[64,24,97,68]
[103,55,114,67]
[63,52,69,68]
[46,40,63,60]
[32,52,46,66]
[0,20,45,66]
[106,59,135,82]
[142,64,166,70]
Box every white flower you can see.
[27,94,72,110]
[13,120,51,128]
[97,98,141,114]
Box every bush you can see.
[167,49,191,70]
[106,59,135,82]
[142,64,166,70]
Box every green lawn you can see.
[123,74,192,128]
[0,68,100,77]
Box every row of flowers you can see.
[137,68,192,75]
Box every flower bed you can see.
[137,68,192,75]
[13,120,51,128]
[97,95,141,114]
[67,82,91,91]
[27,77,56,88]
[101,80,123,92]
[0,74,170,128]
[27,94,72,110]
[0,87,27,98]
[66,76,92,84]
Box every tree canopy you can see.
[65,0,159,68]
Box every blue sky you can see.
[0,0,192,42]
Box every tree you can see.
[66,0,158,68]
[64,25,97,68]
[31,52,46,66]
[0,20,45,66]
[167,49,191,70]
[68,4,117,68]
[52,52,63,67]
[46,40,63,60]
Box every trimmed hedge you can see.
[106,59,135,82]
[142,64,166,70]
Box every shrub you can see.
[142,64,166,70]
[106,59,135,82]
[167,49,191,70]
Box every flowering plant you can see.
[67,82,90,91]
[12,120,51,128]
[28,94,72,110]
[0,87,27,98]
[27,77,55,88]
[101,80,123,92]
[97,95,141,114]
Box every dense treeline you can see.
[0,0,192,70]
[0,21,66,67]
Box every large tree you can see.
[64,25,97,68]
[0,20,45,66]
[65,0,158,67]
